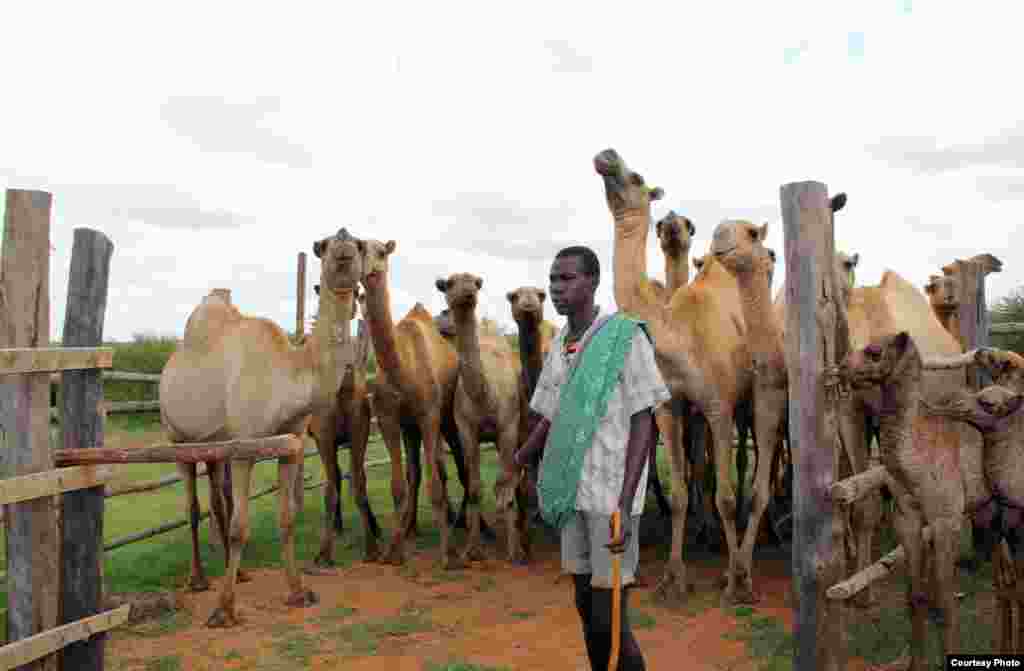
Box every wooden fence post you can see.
[296,252,306,340]
[780,181,847,671]
[207,288,233,555]
[58,228,114,671]
[0,189,59,671]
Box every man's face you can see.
[549,255,596,316]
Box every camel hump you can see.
[182,299,242,353]
[405,302,433,323]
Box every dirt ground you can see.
[105,527,890,671]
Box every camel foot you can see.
[187,575,210,592]
[653,563,691,608]
[381,542,406,566]
[206,606,241,628]
[460,544,486,563]
[285,589,319,608]
[506,546,529,566]
[363,542,381,564]
[721,580,759,606]
[237,569,253,584]
[440,554,466,571]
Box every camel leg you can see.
[443,412,497,542]
[204,461,250,584]
[838,401,880,608]
[709,407,747,605]
[377,403,409,565]
[735,403,752,532]
[650,405,675,518]
[402,422,425,537]
[349,397,381,562]
[654,404,690,607]
[455,410,486,563]
[930,517,960,661]
[278,455,318,609]
[312,413,342,571]
[495,423,527,564]
[891,489,927,671]
[180,463,210,592]
[425,411,462,570]
[735,391,785,605]
[207,459,254,628]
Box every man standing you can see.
[514,245,670,671]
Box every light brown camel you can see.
[649,210,695,304]
[841,331,967,671]
[159,230,364,627]
[304,273,377,568]
[925,273,960,338]
[436,273,529,563]
[357,237,468,568]
[594,147,770,605]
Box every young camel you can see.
[358,237,467,568]
[840,332,966,670]
[595,147,764,605]
[159,230,363,626]
[436,273,529,563]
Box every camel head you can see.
[592,148,664,216]
[433,308,456,338]
[969,253,1003,276]
[357,238,396,290]
[436,273,483,315]
[313,228,363,291]
[840,331,921,390]
[975,347,1024,392]
[655,211,695,256]
[924,274,959,315]
[692,254,707,274]
[506,286,547,326]
[921,385,1024,432]
[709,220,770,276]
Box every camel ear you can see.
[648,186,664,202]
[313,239,326,258]
[924,280,936,295]
[435,278,449,293]
[538,290,546,303]
[758,222,769,241]
[475,276,483,290]
[506,290,517,304]
[831,193,847,212]
[767,249,777,263]
[655,218,664,236]
[385,240,396,255]
[314,284,320,296]
[686,218,696,236]
[849,253,859,268]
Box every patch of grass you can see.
[734,605,755,618]
[224,649,242,661]
[130,610,192,638]
[315,605,357,622]
[509,610,535,620]
[475,575,498,592]
[426,662,512,671]
[274,630,319,666]
[330,612,434,656]
[726,613,793,671]
[630,608,657,629]
[847,561,994,668]
[144,655,182,671]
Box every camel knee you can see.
[716,491,738,519]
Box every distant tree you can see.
[990,285,1024,354]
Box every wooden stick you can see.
[609,509,622,671]
[0,605,129,671]
[54,435,302,466]
[828,465,888,505]
[826,524,935,600]
[0,467,115,507]
[0,347,113,375]
[49,371,161,384]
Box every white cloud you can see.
[0,1,1022,346]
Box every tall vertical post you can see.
[0,189,59,671]
[780,181,847,671]
[296,252,307,340]
[59,228,114,671]
[205,288,234,555]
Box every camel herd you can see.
[157,148,1023,668]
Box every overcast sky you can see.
[1,1,1021,343]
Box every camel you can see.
[977,347,1024,392]
[357,237,471,568]
[303,275,377,568]
[436,273,529,563]
[159,230,365,627]
[594,147,781,605]
[840,331,967,671]
[649,210,695,304]
[925,273,960,338]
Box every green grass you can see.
[274,630,319,666]
[143,656,182,671]
[329,612,434,656]
[630,608,657,629]
[726,611,794,671]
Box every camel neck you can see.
[452,307,489,406]
[663,247,690,296]
[735,267,783,358]
[362,273,410,396]
[517,316,544,398]
[310,285,356,408]
[612,207,660,324]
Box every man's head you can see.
[549,245,599,316]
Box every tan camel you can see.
[649,210,695,304]
[841,331,967,671]
[357,237,468,568]
[304,273,377,568]
[159,230,364,627]
[436,273,529,563]
[925,273,960,338]
[594,147,775,605]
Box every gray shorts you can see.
[560,510,641,589]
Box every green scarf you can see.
[537,312,645,530]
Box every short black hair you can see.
[554,245,600,278]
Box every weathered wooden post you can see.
[780,181,847,671]
[0,189,60,670]
[59,228,114,671]
[206,288,234,555]
[296,252,307,340]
